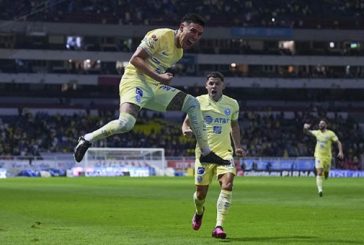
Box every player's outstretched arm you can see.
[182,115,193,137]
[303,123,313,136]
[231,120,246,157]
[336,140,344,160]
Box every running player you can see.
[182,72,246,239]
[303,120,344,196]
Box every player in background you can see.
[182,72,246,239]
[303,120,344,197]
[74,13,230,166]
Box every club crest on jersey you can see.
[197,167,205,175]
[197,176,203,183]
[224,108,231,116]
[204,115,213,124]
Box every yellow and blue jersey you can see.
[122,28,183,81]
[195,94,239,159]
[310,129,338,159]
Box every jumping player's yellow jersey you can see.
[195,94,239,159]
[310,129,339,159]
[122,28,183,81]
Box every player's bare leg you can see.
[324,165,330,179]
[316,168,324,197]
[324,171,329,179]
[213,173,234,239]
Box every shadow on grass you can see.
[223,236,362,244]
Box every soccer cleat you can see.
[74,136,92,162]
[200,151,230,165]
[192,207,204,231]
[212,226,227,239]
[319,191,323,197]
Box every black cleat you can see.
[200,151,230,165]
[74,136,92,162]
[319,191,323,197]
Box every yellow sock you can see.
[216,190,232,227]
[182,95,210,155]
[316,176,323,193]
[193,192,205,215]
[84,112,136,142]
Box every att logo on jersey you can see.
[204,115,230,124]
[213,117,230,124]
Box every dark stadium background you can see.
[0,0,363,176]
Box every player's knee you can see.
[222,182,233,191]
[316,168,324,176]
[196,191,207,200]
[118,112,136,132]
[182,94,200,113]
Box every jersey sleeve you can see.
[331,131,339,142]
[139,30,165,56]
[196,95,202,103]
[231,100,239,121]
[310,130,319,138]
[196,95,206,107]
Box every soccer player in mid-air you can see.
[74,13,230,166]
[303,119,344,197]
[182,72,246,239]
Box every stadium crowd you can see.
[1,0,363,29]
[0,108,362,170]
[0,1,363,172]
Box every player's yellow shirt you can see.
[310,129,338,159]
[122,28,183,81]
[195,94,240,159]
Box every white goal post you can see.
[80,147,166,177]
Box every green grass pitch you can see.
[0,176,363,245]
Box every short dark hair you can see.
[320,118,328,124]
[181,13,205,26]
[206,71,224,81]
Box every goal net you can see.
[78,147,165,177]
